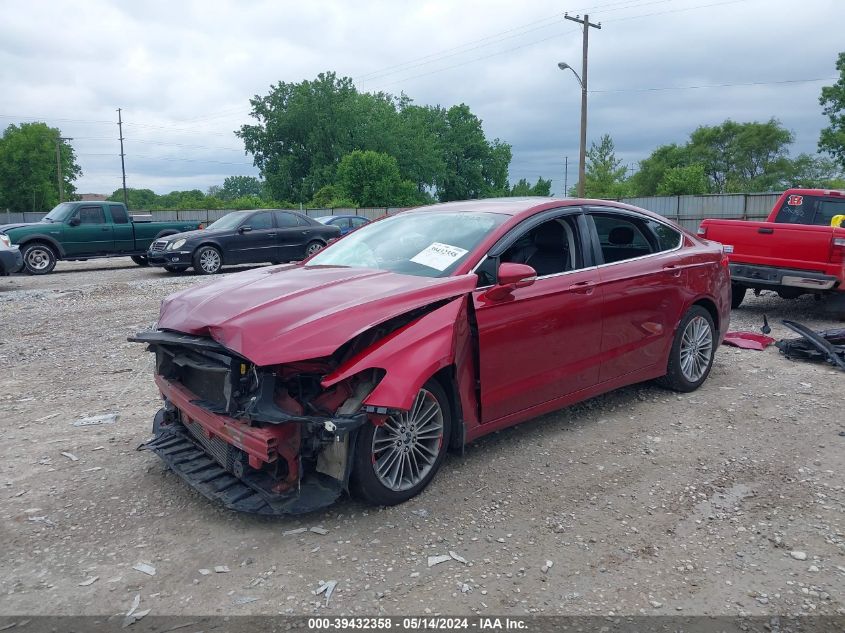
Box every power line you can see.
[602,0,752,22]
[590,77,837,93]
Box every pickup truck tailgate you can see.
[707,220,836,272]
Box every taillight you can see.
[832,237,845,264]
[697,224,707,237]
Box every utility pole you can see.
[564,13,600,198]
[117,108,128,208]
[564,156,568,196]
[55,136,73,202]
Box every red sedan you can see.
[133,197,731,514]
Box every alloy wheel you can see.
[199,249,221,273]
[371,388,444,492]
[306,242,323,256]
[679,315,713,382]
[26,247,51,271]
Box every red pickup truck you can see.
[698,188,845,312]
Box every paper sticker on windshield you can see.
[410,242,469,271]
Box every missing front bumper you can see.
[140,409,355,515]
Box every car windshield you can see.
[205,212,248,231]
[307,211,507,277]
[41,202,76,223]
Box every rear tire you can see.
[656,306,716,393]
[192,246,222,275]
[22,242,57,275]
[730,283,746,309]
[351,379,451,506]
[304,240,325,259]
[131,255,149,267]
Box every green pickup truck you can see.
[0,201,202,274]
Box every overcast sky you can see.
[1,0,842,197]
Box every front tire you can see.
[22,243,57,275]
[131,255,149,267]
[730,283,746,309]
[656,306,716,392]
[192,246,222,275]
[352,380,452,506]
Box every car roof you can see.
[403,196,683,227]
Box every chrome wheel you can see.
[371,388,445,492]
[305,241,324,256]
[679,315,713,382]
[25,247,52,271]
[198,248,221,273]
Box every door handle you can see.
[569,280,595,294]
[663,264,682,277]
[101,228,110,232]
[268,233,276,237]
[758,227,774,234]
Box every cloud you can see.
[1,0,841,197]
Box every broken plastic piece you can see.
[776,321,845,371]
[314,580,338,605]
[309,526,329,535]
[132,563,156,576]
[449,551,467,564]
[723,331,775,350]
[428,554,452,567]
[73,413,119,427]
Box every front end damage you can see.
[131,330,383,515]
[129,292,477,515]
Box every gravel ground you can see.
[1,259,844,618]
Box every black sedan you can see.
[147,209,341,274]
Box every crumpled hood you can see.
[157,264,478,366]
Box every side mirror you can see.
[238,225,252,233]
[484,262,537,300]
[68,217,80,226]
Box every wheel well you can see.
[693,298,719,334]
[431,366,465,451]
[20,239,58,256]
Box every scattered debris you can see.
[283,527,307,536]
[73,413,119,427]
[214,565,230,573]
[449,551,468,565]
[541,560,554,573]
[460,583,471,593]
[27,516,54,527]
[78,576,99,586]
[233,596,259,605]
[122,594,150,628]
[411,509,430,518]
[198,569,211,576]
[132,563,156,576]
[649,600,663,609]
[313,580,338,605]
[776,322,845,371]
[723,331,775,350]
[60,452,79,461]
[790,551,808,561]
[309,526,329,535]
[428,554,453,567]
[83,467,103,472]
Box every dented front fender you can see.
[322,296,478,427]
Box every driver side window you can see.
[77,206,105,225]
[475,214,584,286]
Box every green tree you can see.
[237,73,511,204]
[508,177,552,196]
[819,52,845,170]
[574,134,629,198]
[221,175,264,200]
[628,144,689,196]
[336,150,423,207]
[0,122,81,211]
[108,187,158,209]
[655,164,709,195]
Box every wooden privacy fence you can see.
[2,193,782,230]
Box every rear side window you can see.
[248,211,273,230]
[350,217,368,228]
[78,206,105,224]
[775,194,845,226]
[645,219,682,251]
[591,214,654,264]
[110,205,128,224]
[274,211,300,228]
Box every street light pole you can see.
[562,13,600,198]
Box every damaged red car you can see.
[132,198,731,514]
